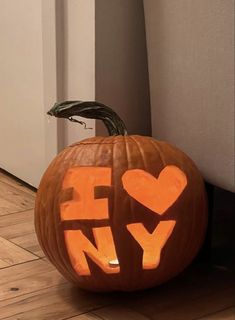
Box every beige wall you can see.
[144,0,234,192]
[95,0,151,136]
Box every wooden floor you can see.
[0,170,234,320]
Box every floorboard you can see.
[0,180,35,216]
[198,307,235,320]
[0,236,38,268]
[0,171,35,196]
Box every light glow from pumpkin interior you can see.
[127,221,176,269]
[122,165,187,215]
[60,167,111,220]
[64,226,120,276]
[61,165,187,276]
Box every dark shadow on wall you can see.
[95,0,151,136]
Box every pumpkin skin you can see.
[35,133,207,292]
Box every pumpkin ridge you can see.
[54,147,82,283]
[129,136,148,170]
[63,146,94,284]
[110,136,121,290]
[35,148,71,267]
[123,135,138,289]
[126,136,153,288]
[82,137,110,289]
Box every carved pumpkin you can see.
[35,101,207,292]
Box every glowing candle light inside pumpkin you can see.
[60,166,185,275]
[109,259,119,267]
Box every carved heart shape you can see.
[122,165,187,215]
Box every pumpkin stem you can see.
[47,101,127,136]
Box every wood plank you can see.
[0,240,116,320]
[0,181,35,216]
[69,300,235,320]
[10,233,44,258]
[0,259,66,301]
[0,209,43,257]
[0,258,9,268]
[124,265,235,320]
[92,306,149,320]
[67,315,100,320]
[0,236,38,268]
[0,209,34,239]
[198,307,235,320]
[0,171,36,196]
[0,282,116,320]
[0,209,33,229]
[0,217,34,239]
[70,306,149,320]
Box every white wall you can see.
[0,0,57,187]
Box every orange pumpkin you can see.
[35,101,207,292]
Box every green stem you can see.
[47,101,127,136]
